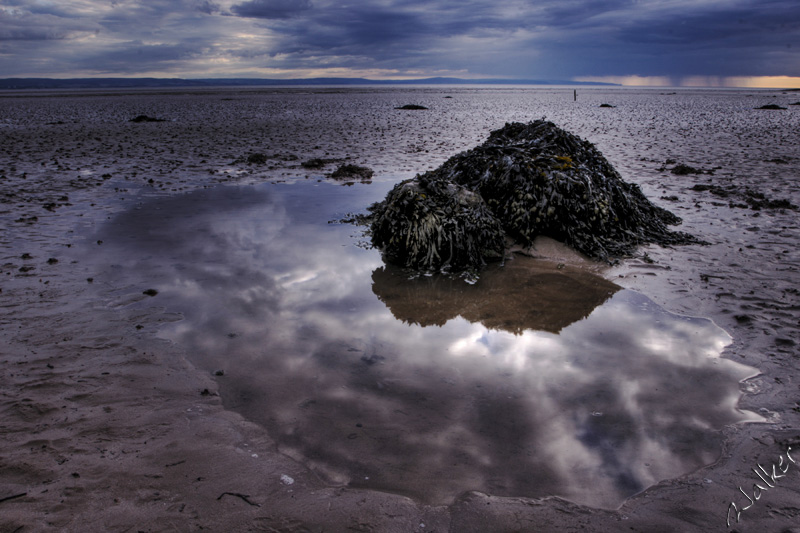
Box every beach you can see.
[1,86,799,532]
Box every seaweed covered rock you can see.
[330,164,374,181]
[129,115,166,123]
[369,120,700,271]
[369,173,505,271]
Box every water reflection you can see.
[89,181,761,509]
[372,261,620,334]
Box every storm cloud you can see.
[231,0,313,19]
[0,0,798,85]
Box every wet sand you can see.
[1,86,800,532]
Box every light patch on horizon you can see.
[724,76,800,89]
[576,75,800,88]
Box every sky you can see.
[1,0,799,87]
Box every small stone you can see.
[329,164,374,181]
[246,153,268,164]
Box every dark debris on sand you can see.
[329,164,374,181]
[367,120,702,272]
[301,157,342,169]
[240,152,299,165]
[690,184,798,211]
[129,115,167,123]
[658,160,717,175]
[246,153,269,164]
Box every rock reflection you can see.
[372,259,620,334]
[88,181,761,509]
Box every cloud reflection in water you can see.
[93,181,761,508]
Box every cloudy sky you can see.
[1,0,799,86]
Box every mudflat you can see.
[1,86,799,532]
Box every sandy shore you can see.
[1,87,799,532]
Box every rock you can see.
[246,153,268,164]
[395,104,428,110]
[301,157,339,169]
[755,104,787,110]
[129,115,166,122]
[671,163,702,175]
[369,175,505,272]
[368,120,701,271]
[689,183,797,210]
[329,164,374,181]
[662,161,716,175]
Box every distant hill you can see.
[0,77,618,90]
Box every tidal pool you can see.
[89,179,761,509]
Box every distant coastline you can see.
[0,76,619,90]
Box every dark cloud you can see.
[232,0,313,19]
[246,1,530,71]
[282,6,428,52]
[595,0,800,76]
[614,0,799,48]
[80,41,203,73]
[0,0,798,81]
[0,8,98,41]
[195,1,220,15]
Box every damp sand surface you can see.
[1,86,800,532]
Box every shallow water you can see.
[85,177,761,508]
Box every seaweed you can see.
[301,157,340,169]
[129,115,166,123]
[368,120,702,272]
[369,175,505,272]
[246,153,268,164]
[690,184,798,211]
[330,164,374,181]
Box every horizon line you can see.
[2,75,799,90]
